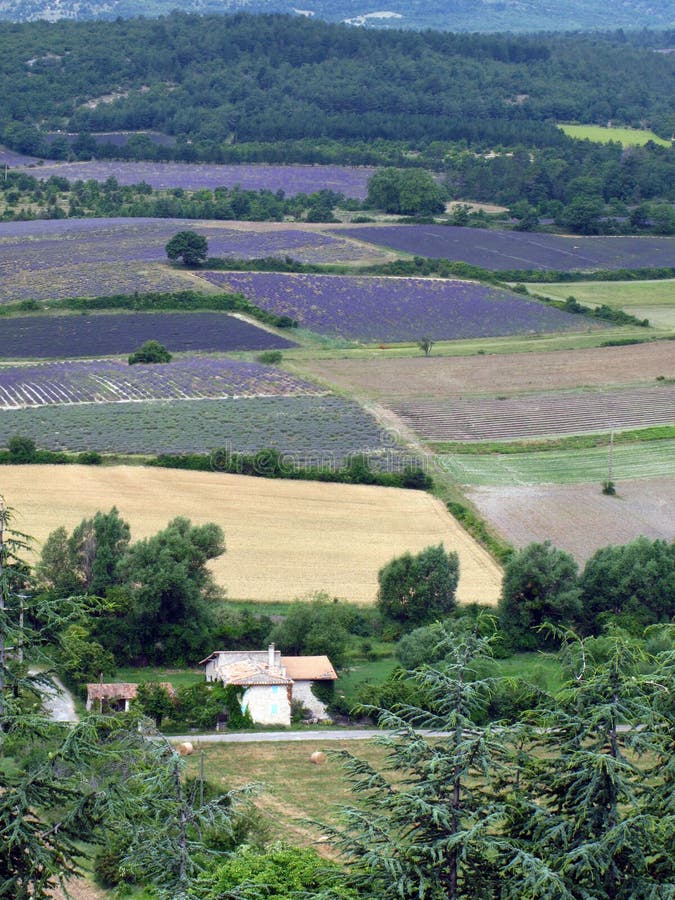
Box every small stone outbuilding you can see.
[85,682,174,713]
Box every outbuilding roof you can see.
[281,656,338,681]
[86,682,175,701]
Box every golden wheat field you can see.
[1,465,501,605]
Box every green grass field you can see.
[558,123,671,147]
[113,667,203,689]
[440,438,675,485]
[528,280,675,330]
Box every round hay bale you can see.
[310,750,327,766]
[177,741,194,756]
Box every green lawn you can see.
[440,438,675,485]
[528,280,675,330]
[558,123,671,147]
[113,667,203,689]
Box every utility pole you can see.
[608,429,615,483]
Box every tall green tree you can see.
[36,507,130,597]
[498,541,580,650]
[377,544,459,628]
[165,230,209,266]
[326,627,510,898]
[578,537,675,634]
[0,502,240,900]
[117,517,225,664]
[505,627,675,897]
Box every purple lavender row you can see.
[197,272,593,342]
[335,225,675,271]
[0,313,297,359]
[0,356,322,408]
[10,161,377,198]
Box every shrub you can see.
[256,350,283,364]
[128,340,172,365]
[7,434,37,462]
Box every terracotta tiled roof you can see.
[281,656,338,681]
[224,662,292,686]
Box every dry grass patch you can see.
[184,739,391,848]
[0,465,501,604]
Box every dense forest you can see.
[1,15,674,155]
[2,0,675,31]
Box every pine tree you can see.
[506,627,675,899]
[325,628,511,898]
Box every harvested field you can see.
[0,466,503,604]
[336,225,675,271]
[391,385,675,442]
[440,439,675,485]
[302,342,674,401]
[184,739,390,848]
[467,478,675,564]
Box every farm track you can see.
[392,385,675,441]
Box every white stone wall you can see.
[241,684,291,727]
[292,680,329,719]
[204,659,218,682]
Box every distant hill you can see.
[1,0,673,31]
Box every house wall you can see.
[292,680,329,719]
[241,684,291,727]
[204,659,218,682]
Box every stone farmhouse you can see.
[199,643,337,727]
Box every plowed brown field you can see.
[303,341,674,400]
[1,465,501,605]
[467,478,674,564]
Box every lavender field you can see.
[11,160,377,198]
[0,146,39,166]
[0,313,296,359]
[0,395,400,461]
[0,219,380,302]
[197,272,591,342]
[0,357,320,408]
[337,225,675,271]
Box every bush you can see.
[256,350,283,364]
[77,450,102,465]
[7,434,36,462]
[128,340,172,364]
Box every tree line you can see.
[2,15,673,154]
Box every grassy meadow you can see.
[558,123,672,146]
[528,280,675,331]
[439,438,675,485]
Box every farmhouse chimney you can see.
[268,643,275,671]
